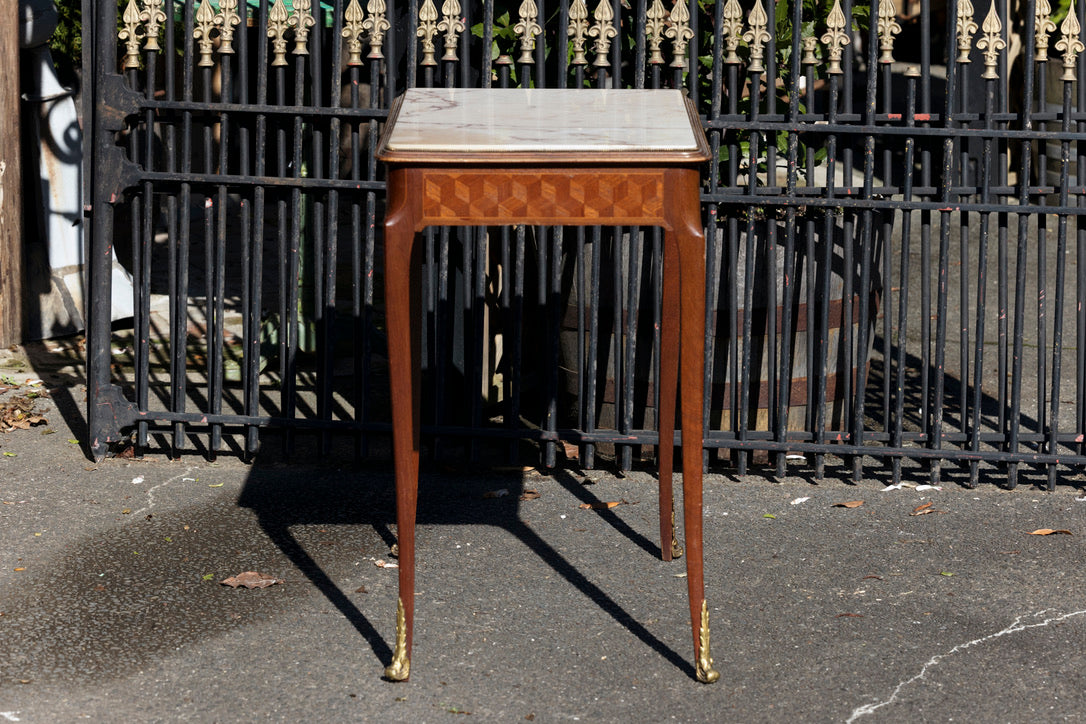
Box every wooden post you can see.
[0,0,22,347]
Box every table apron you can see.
[415,168,672,227]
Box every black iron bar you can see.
[957,67,971,462]
[208,47,230,458]
[272,56,289,455]
[542,228,560,470]
[584,214,603,471]
[116,407,1086,470]
[968,68,997,488]
[995,7,1015,481]
[764,0,780,476]
[618,227,639,472]
[136,50,156,452]
[850,3,882,483]
[511,219,528,465]
[172,0,197,458]
[814,72,842,481]
[109,97,391,120]
[1080,67,1086,464]
[321,3,345,457]
[737,73,764,477]
[771,0,805,480]
[1077,0,1086,465]
[892,71,920,486]
[248,1,271,460]
[930,0,961,484]
[1049,76,1075,490]
[235,7,254,460]
[160,1,180,456]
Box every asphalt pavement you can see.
[1,343,1085,723]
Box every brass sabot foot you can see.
[384,598,411,681]
[670,512,684,559]
[696,600,720,684]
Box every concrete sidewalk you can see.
[1,346,1085,723]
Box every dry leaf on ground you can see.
[0,396,47,432]
[833,500,865,508]
[221,572,283,589]
[579,501,624,510]
[114,444,137,459]
[910,501,945,516]
[519,489,541,500]
[1028,528,1073,536]
[560,441,579,461]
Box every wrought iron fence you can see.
[85,0,1086,488]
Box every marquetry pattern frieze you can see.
[421,171,665,225]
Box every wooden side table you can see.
[375,87,717,683]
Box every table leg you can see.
[658,244,681,563]
[383,172,422,681]
[669,169,719,684]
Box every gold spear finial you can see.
[821,0,851,75]
[1056,0,1085,81]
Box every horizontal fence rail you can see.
[86,0,1086,488]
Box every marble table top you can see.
[378,87,708,159]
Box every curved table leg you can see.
[383,169,422,681]
[667,168,719,684]
[658,236,680,563]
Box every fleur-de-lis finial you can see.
[363,0,391,59]
[821,0,850,75]
[1056,0,1084,81]
[645,0,668,65]
[721,0,744,64]
[743,0,772,74]
[956,0,979,63]
[514,0,543,65]
[976,1,1006,79]
[588,0,618,67]
[665,0,695,69]
[438,0,466,62]
[290,0,317,56]
[140,0,167,53]
[877,0,902,63]
[569,0,590,65]
[119,0,144,69]
[194,0,218,67]
[218,0,242,56]
[1035,0,1057,62]
[343,0,367,66]
[417,0,439,66]
[802,36,820,66]
[268,0,291,66]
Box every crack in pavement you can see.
[131,467,199,517]
[847,608,1086,722]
